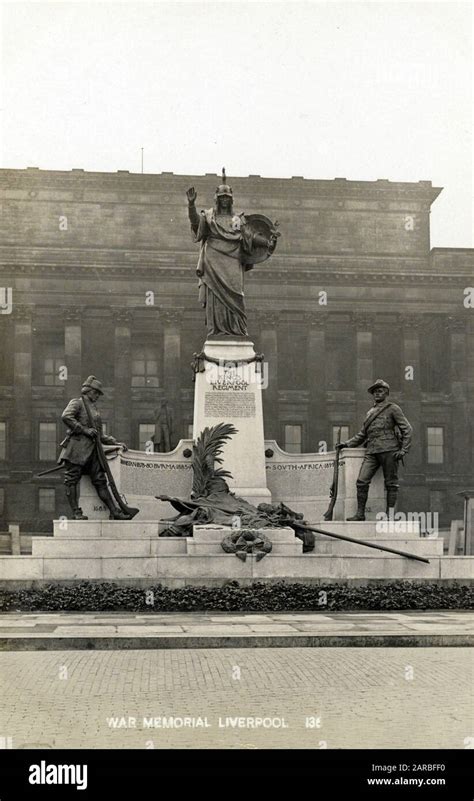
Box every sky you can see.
[0,0,472,247]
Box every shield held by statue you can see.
[241,214,280,266]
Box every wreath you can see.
[221,529,272,562]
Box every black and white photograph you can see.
[0,0,472,792]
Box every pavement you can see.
[0,646,472,748]
[0,610,473,649]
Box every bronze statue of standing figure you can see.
[337,379,413,520]
[187,168,280,337]
[59,375,130,520]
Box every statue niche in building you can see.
[186,168,280,337]
[152,399,174,453]
[337,379,413,521]
[59,375,132,520]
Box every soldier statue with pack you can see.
[337,379,413,521]
[59,375,130,520]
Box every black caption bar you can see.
[0,749,471,797]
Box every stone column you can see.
[162,310,183,446]
[11,305,33,473]
[113,309,132,445]
[305,313,327,451]
[259,312,279,442]
[354,313,375,424]
[63,307,83,398]
[446,316,470,477]
[401,315,422,470]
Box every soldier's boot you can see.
[65,484,88,520]
[95,485,130,521]
[347,486,368,522]
[386,487,398,517]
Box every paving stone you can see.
[114,626,186,635]
[248,624,297,633]
[0,648,470,749]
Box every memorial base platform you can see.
[0,520,472,587]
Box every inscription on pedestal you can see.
[121,458,192,496]
[266,459,341,497]
[204,391,256,419]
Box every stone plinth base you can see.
[193,339,271,504]
[264,443,385,521]
[0,519,469,584]
[79,442,194,521]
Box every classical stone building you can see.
[0,167,472,531]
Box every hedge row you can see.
[0,581,473,612]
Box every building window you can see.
[374,329,401,390]
[0,422,6,460]
[326,333,355,390]
[43,345,65,386]
[39,422,57,461]
[278,329,308,389]
[139,423,155,452]
[421,317,449,392]
[429,490,445,513]
[332,425,350,448]
[284,424,302,454]
[0,488,5,516]
[132,346,159,387]
[39,488,55,514]
[427,427,444,464]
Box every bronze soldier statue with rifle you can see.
[58,375,137,520]
[336,379,412,521]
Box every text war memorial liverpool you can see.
[0,166,473,550]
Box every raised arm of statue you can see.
[187,186,201,234]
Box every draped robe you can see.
[192,208,255,337]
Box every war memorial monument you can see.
[0,170,471,587]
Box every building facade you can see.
[0,168,472,530]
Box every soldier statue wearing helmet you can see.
[186,168,280,337]
[336,379,413,520]
[58,376,129,520]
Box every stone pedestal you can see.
[4,518,452,584]
[263,444,385,522]
[193,339,271,504]
[79,443,194,521]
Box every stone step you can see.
[33,534,440,559]
[312,538,443,557]
[32,538,187,558]
[0,554,472,582]
[310,520,422,539]
[52,520,164,538]
[186,540,303,556]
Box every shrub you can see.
[0,581,472,612]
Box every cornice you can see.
[0,262,470,286]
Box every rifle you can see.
[82,397,139,520]
[36,464,65,477]
[290,521,430,564]
[323,428,341,521]
[35,445,123,478]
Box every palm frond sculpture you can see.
[191,423,238,497]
